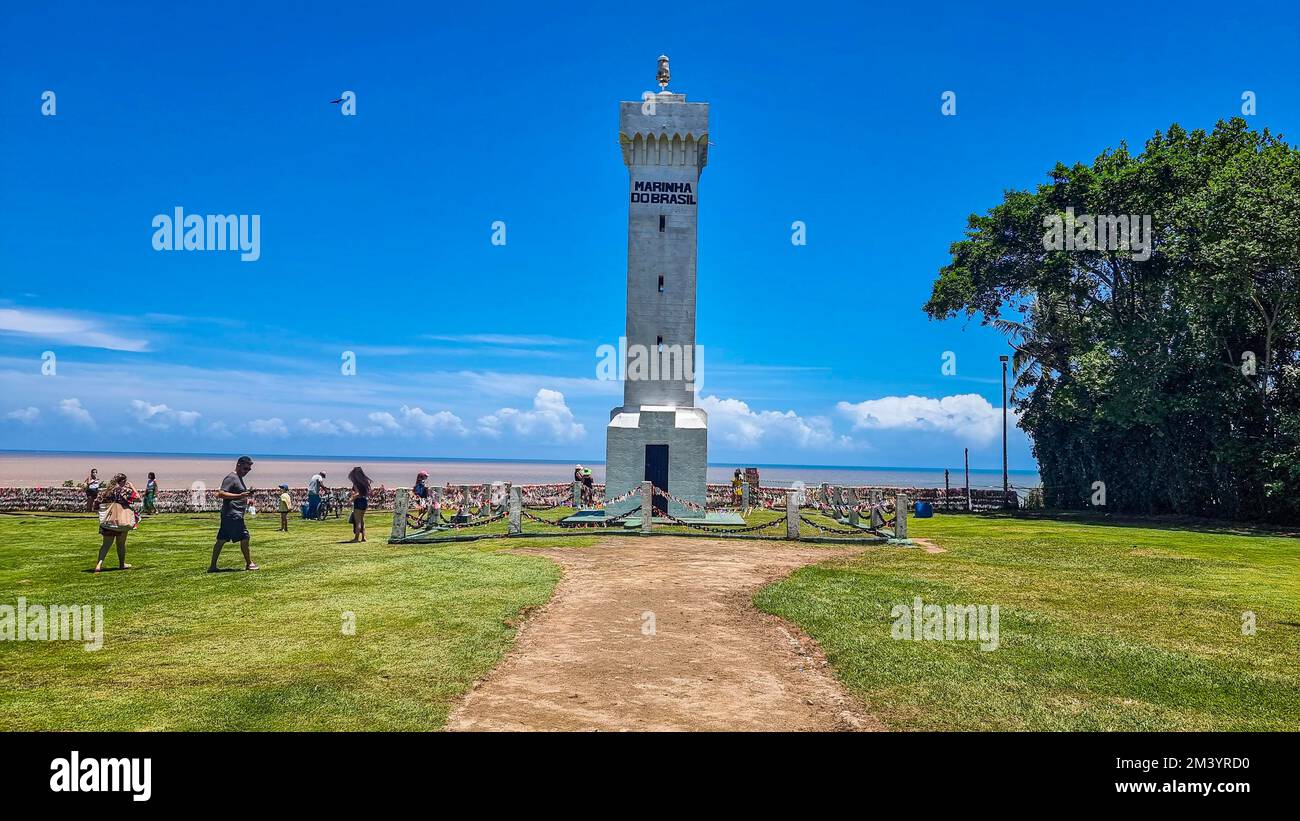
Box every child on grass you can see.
[278,483,291,531]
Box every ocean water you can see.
[0,451,1040,491]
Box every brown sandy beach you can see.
[0,452,1034,490]
[0,453,598,489]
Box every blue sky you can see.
[1,1,1296,471]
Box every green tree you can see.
[925,119,1300,521]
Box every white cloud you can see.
[4,406,40,424]
[205,421,233,438]
[0,308,149,352]
[478,389,585,443]
[313,406,467,438]
[398,405,468,436]
[299,417,341,435]
[836,394,1004,443]
[129,399,201,430]
[699,395,834,449]
[367,411,401,432]
[248,417,289,437]
[58,398,96,428]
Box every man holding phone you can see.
[209,455,260,572]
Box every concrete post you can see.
[895,494,909,540]
[741,481,750,514]
[573,480,584,510]
[390,487,409,541]
[640,480,653,535]
[786,491,800,540]
[459,485,471,516]
[848,508,859,528]
[508,485,522,535]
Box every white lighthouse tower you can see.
[605,56,709,520]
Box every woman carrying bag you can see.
[94,473,138,573]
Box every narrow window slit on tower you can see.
[659,215,666,232]
[658,274,665,292]
[657,335,664,352]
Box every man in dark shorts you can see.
[209,455,259,572]
[84,468,101,512]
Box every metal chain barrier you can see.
[650,485,706,512]
[523,485,639,512]
[520,510,570,527]
[601,486,642,507]
[798,514,878,536]
[519,507,639,529]
[441,508,509,530]
[660,511,790,534]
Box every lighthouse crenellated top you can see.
[619,98,709,169]
[619,98,709,139]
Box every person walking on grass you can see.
[277,483,292,531]
[142,472,158,515]
[209,455,259,572]
[83,468,101,512]
[348,466,372,542]
[94,473,137,573]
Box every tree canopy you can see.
[926,118,1300,521]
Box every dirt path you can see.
[446,537,882,732]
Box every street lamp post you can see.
[999,354,1010,508]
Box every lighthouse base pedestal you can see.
[605,405,708,520]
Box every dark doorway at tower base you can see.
[645,444,669,515]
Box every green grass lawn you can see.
[0,510,594,730]
[755,513,1300,731]
[3,509,1297,731]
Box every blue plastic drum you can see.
[913,500,934,518]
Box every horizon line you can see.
[0,448,1040,474]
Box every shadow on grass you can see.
[950,508,1300,539]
